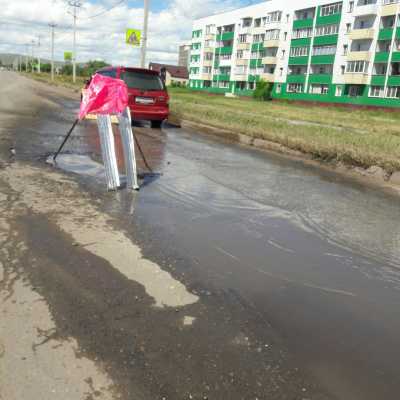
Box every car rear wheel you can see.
[151,120,162,129]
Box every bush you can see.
[253,80,273,101]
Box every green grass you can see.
[169,87,400,173]
[21,72,86,91]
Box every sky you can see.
[0,0,264,66]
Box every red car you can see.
[85,66,169,128]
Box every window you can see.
[335,85,343,96]
[284,32,288,40]
[343,44,348,55]
[276,84,282,93]
[204,52,213,61]
[290,46,308,57]
[293,27,313,38]
[120,71,163,90]
[313,45,337,55]
[266,11,282,23]
[265,29,280,40]
[346,61,369,73]
[348,1,354,12]
[239,34,247,43]
[315,24,339,36]
[236,50,244,59]
[386,86,400,98]
[254,18,261,27]
[281,49,286,59]
[253,34,265,43]
[320,2,342,17]
[203,66,212,74]
[287,83,304,93]
[280,67,283,76]
[309,84,329,94]
[99,69,117,78]
[341,65,345,74]
[369,86,384,97]
[346,23,351,33]
[286,14,290,22]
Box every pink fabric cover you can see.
[79,73,129,120]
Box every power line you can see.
[79,0,126,20]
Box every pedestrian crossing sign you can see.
[126,29,141,47]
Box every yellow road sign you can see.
[126,29,141,47]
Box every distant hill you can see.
[0,53,66,68]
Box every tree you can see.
[253,80,273,101]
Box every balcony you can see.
[311,54,335,64]
[236,59,249,66]
[263,39,280,48]
[288,56,309,65]
[248,74,260,82]
[262,56,278,64]
[378,28,393,40]
[370,75,385,85]
[201,73,212,80]
[212,74,231,81]
[216,46,233,55]
[237,42,250,50]
[348,29,375,40]
[203,46,214,53]
[381,3,398,17]
[374,51,390,62]
[204,33,215,41]
[316,13,341,26]
[343,73,369,84]
[291,37,312,47]
[287,74,306,83]
[293,18,314,29]
[233,73,248,81]
[353,4,379,17]
[260,73,275,81]
[216,31,234,41]
[219,58,232,67]
[250,58,263,68]
[347,51,373,61]
[308,74,332,84]
[387,75,400,85]
[313,34,339,46]
[392,52,400,62]
[203,59,213,67]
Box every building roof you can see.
[149,63,189,79]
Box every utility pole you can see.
[37,35,41,73]
[69,0,82,83]
[140,0,149,68]
[31,39,35,72]
[25,44,29,72]
[49,23,57,81]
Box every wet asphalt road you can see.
[2,72,400,400]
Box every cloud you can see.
[0,0,242,66]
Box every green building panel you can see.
[313,34,338,46]
[310,54,335,64]
[216,31,234,41]
[250,58,263,68]
[370,75,385,86]
[291,37,312,47]
[391,52,400,62]
[271,83,400,108]
[374,52,390,63]
[293,18,314,29]
[248,75,260,82]
[251,42,263,52]
[288,56,309,65]
[287,74,306,84]
[212,74,230,81]
[308,74,332,84]
[378,28,393,41]
[396,28,400,40]
[315,12,341,26]
[387,76,400,86]
[217,46,233,55]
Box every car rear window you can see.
[120,71,163,91]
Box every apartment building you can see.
[189,0,400,107]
